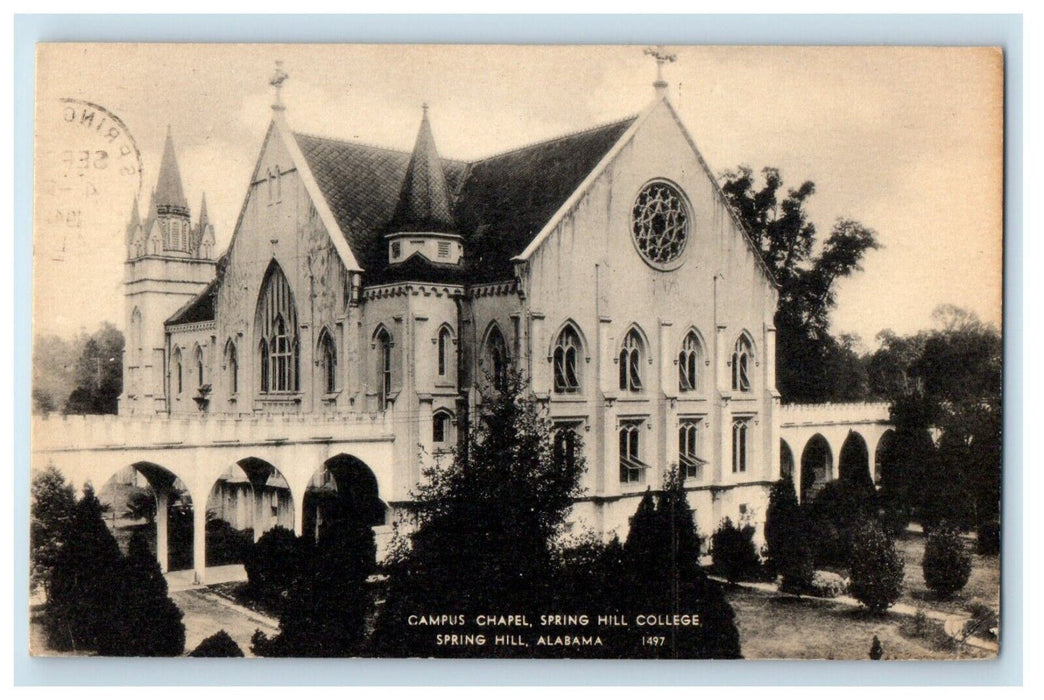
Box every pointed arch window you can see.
[731,334,754,393]
[679,331,703,392]
[318,328,337,394]
[171,347,183,396]
[255,261,300,394]
[433,409,454,446]
[732,418,750,473]
[225,340,239,396]
[194,345,205,388]
[484,325,508,391]
[553,325,582,393]
[375,327,393,410]
[437,326,453,378]
[618,329,644,392]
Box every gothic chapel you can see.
[118,64,782,547]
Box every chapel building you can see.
[118,77,781,542]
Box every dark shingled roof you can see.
[166,257,226,326]
[169,115,637,325]
[387,109,458,235]
[298,115,637,284]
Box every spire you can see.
[388,104,457,234]
[128,196,141,229]
[154,126,190,217]
[198,192,209,229]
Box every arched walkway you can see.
[302,454,388,543]
[874,429,897,486]
[800,434,833,503]
[838,431,873,488]
[98,462,195,574]
[204,458,294,566]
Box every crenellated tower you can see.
[121,127,217,415]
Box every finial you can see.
[644,45,677,95]
[422,102,429,118]
[270,60,289,111]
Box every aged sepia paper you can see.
[30,44,1003,660]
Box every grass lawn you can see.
[893,530,1000,617]
[727,586,992,660]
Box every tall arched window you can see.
[171,347,183,396]
[732,418,750,473]
[731,333,754,393]
[679,330,702,392]
[225,340,239,396]
[437,326,453,379]
[255,261,300,394]
[619,329,644,392]
[375,327,393,410]
[484,324,508,391]
[433,409,454,446]
[193,345,205,388]
[553,325,582,392]
[318,328,337,394]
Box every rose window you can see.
[631,181,690,266]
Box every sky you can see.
[33,44,1003,347]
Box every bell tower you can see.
[121,127,217,415]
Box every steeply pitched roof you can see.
[295,115,637,284]
[155,126,189,214]
[387,108,458,234]
[166,257,225,326]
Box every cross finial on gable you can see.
[270,60,289,111]
[644,46,676,95]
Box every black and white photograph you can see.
[28,43,1004,660]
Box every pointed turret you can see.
[155,126,190,217]
[387,104,457,234]
[198,192,209,230]
[126,196,141,240]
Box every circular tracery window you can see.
[631,181,690,268]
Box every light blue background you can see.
[13,13,1023,686]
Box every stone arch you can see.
[838,431,873,488]
[302,454,388,542]
[780,439,795,483]
[800,434,833,503]
[98,461,195,574]
[874,429,898,486]
[205,458,295,564]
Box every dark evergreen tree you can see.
[45,483,126,652]
[710,517,760,584]
[849,520,904,614]
[252,523,375,657]
[106,529,185,656]
[190,630,244,657]
[869,635,883,660]
[243,525,305,612]
[371,369,586,657]
[805,478,877,567]
[30,465,77,598]
[764,478,814,593]
[922,523,972,598]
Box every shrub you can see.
[848,520,904,614]
[765,478,814,593]
[976,519,1000,556]
[808,570,848,598]
[805,479,876,567]
[922,523,972,598]
[869,635,883,660]
[243,526,305,609]
[711,518,760,584]
[190,630,244,657]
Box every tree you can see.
[30,465,77,598]
[252,523,374,657]
[805,478,877,567]
[721,167,880,403]
[32,333,79,414]
[45,483,126,652]
[710,517,760,584]
[922,523,972,598]
[371,369,586,657]
[848,520,904,614]
[64,323,123,415]
[764,477,814,593]
[242,525,303,612]
[106,529,185,656]
[618,468,742,659]
[190,630,244,657]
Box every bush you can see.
[190,630,244,657]
[922,523,972,598]
[869,635,883,660]
[805,479,876,567]
[976,519,1000,556]
[711,518,760,584]
[848,520,904,614]
[243,526,305,609]
[808,570,848,598]
[765,478,814,593]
